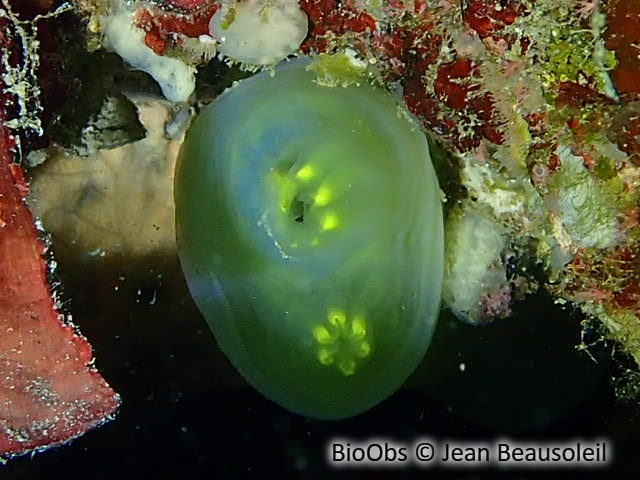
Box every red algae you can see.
[604,0,640,100]
[0,123,119,458]
[134,2,218,56]
[463,0,524,39]
[156,0,214,12]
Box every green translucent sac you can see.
[174,58,444,419]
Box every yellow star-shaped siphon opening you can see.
[312,309,372,376]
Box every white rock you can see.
[102,8,196,102]
[443,206,509,324]
[209,0,308,65]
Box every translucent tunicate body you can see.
[175,58,444,419]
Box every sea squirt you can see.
[174,57,444,419]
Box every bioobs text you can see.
[328,438,610,468]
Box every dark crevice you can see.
[290,197,306,223]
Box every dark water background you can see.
[2,240,639,479]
